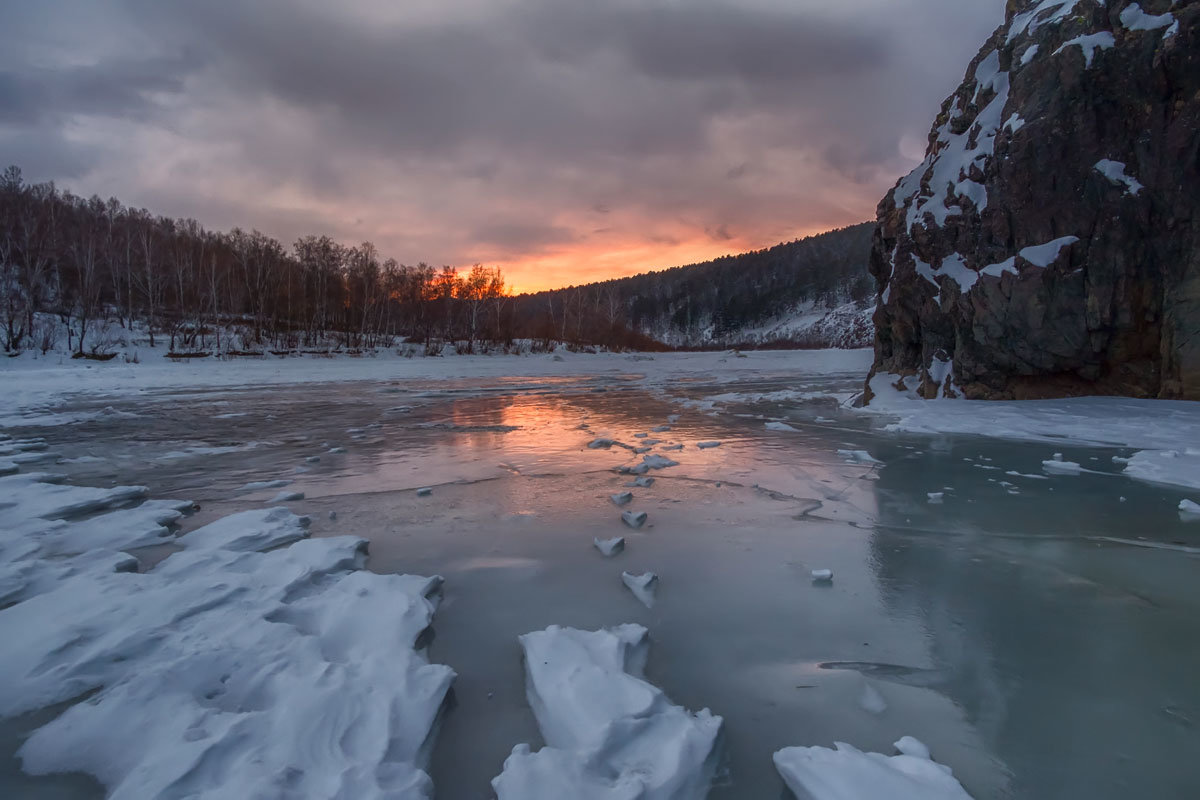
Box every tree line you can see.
[0,165,530,356]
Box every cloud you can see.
[1,0,1004,290]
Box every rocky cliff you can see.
[866,0,1199,401]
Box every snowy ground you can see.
[2,349,1199,799]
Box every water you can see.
[5,368,1199,799]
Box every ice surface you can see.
[492,624,723,799]
[0,472,455,799]
[773,738,973,800]
[594,536,626,557]
[611,491,634,506]
[697,441,721,449]
[622,510,649,529]
[621,571,659,608]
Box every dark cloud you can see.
[1,0,1005,289]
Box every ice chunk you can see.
[642,454,678,470]
[1178,499,1200,521]
[626,476,655,488]
[634,432,649,439]
[417,487,433,496]
[927,492,944,504]
[239,479,291,492]
[811,569,833,583]
[667,414,681,423]
[652,425,672,432]
[0,460,17,476]
[765,421,798,432]
[271,490,305,502]
[305,455,321,463]
[621,571,659,608]
[661,444,684,451]
[492,624,723,799]
[328,446,347,454]
[634,446,652,454]
[176,507,311,552]
[621,511,648,529]
[859,682,888,714]
[588,438,616,449]
[697,441,721,449]
[1042,458,1083,475]
[837,449,882,465]
[0,472,149,519]
[610,492,634,506]
[773,738,973,800]
[593,536,625,557]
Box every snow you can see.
[622,510,649,529]
[1019,236,1079,268]
[594,536,626,557]
[0,473,455,799]
[1053,32,1115,68]
[492,624,723,799]
[1120,3,1178,38]
[1094,159,1144,195]
[1020,44,1040,65]
[862,393,1200,491]
[621,571,659,608]
[1008,0,1083,44]
[773,738,974,800]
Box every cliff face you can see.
[867,0,1199,401]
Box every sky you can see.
[2,0,1003,292]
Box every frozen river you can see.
[2,351,1199,798]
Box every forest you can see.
[1,165,871,357]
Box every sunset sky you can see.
[3,0,1002,293]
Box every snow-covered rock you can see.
[492,624,722,799]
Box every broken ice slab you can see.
[610,492,633,507]
[773,737,973,800]
[652,425,671,432]
[621,511,648,529]
[271,490,305,503]
[621,571,659,608]
[634,446,652,454]
[593,536,625,557]
[238,479,291,492]
[587,438,616,449]
[417,487,433,497]
[642,454,678,470]
[634,432,649,438]
[811,569,833,583]
[625,477,655,488]
[765,421,798,432]
[492,624,722,799]
[696,441,721,449]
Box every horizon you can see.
[4,0,1003,292]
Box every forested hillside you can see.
[510,223,875,349]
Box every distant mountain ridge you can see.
[514,222,875,349]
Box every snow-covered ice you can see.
[492,624,722,799]
[594,536,626,557]
[621,571,659,608]
[773,738,974,800]
[0,473,455,799]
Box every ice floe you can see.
[492,624,723,799]
[773,738,973,800]
[621,571,659,608]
